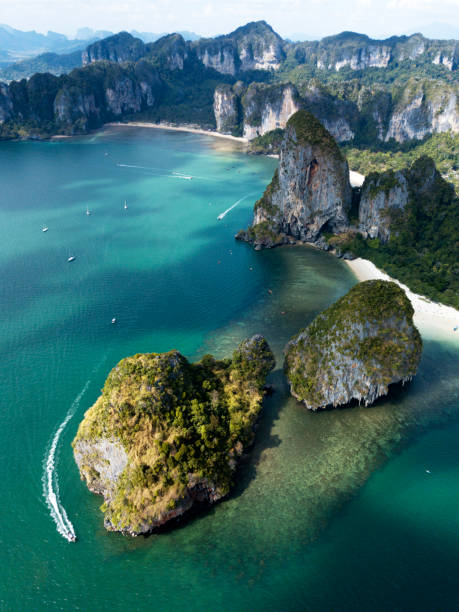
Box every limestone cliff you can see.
[192,21,285,75]
[357,156,450,242]
[213,84,240,134]
[53,61,160,133]
[237,110,351,248]
[73,336,275,535]
[242,83,300,139]
[284,280,422,410]
[291,32,457,73]
[358,170,408,241]
[385,79,458,142]
[0,82,12,123]
[82,32,146,66]
[146,34,188,70]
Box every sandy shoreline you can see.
[345,258,459,343]
[105,121,249,143]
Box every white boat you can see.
[42,225,48,232]
[86,206,91,216]
[111,317,116,324]
[68,255,76,262]
[124,200,128,210]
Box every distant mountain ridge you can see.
[0,21,457,147]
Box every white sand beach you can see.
[349,170,365,187]
[345,258,459,343]
[105,121,249,143]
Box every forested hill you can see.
[0,22,457,156]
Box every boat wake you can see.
[42,380,91,542]
[217,195,249,220]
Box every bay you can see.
[0,127,457,611]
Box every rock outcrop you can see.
[193,21,285,75]
[358,169,408,241]
[0,82,12,122]
[82,32,146,66]
[73,336,275,535]
[213,84,240,134]
[284,280,422,410]
[242,83,300,139]
[146,33,188,70]
[357,155,449,242]
[385,79,458,142]
[291,31,458,73]
[237,110,351,248]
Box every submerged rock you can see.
[236,109,352,249]
[284,280,422,410]
[73,335,275,536]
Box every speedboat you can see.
[86,207,91,216]
[68,255,76,262]
[124,200,128,210]
[42,225,48,232]
[67,533,77,542]
[111,317,116,324]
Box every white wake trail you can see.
[42,380,90,542]
[217,195,248,220]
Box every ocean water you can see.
[0,127,457,611]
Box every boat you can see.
[111,318,116,324]
[42,225,48,232]
[67,534,77,542]
[86,206,91,216]
[68,255,76,262]
[124,200,128,210]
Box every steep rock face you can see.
[82,32,146,65]
[146,33,188,70]
[284,280,422,410]
[193,21,285,75]
[358,156,451,242]
[318,44,392,71]
[0,82,12,122]
[194,42,237,75]
[73,336,275,535]
[358,170,408,241]
[242,83,300,139]
[237,110,351,248]
[54,87,99,131]
[213,84,240,133]
[292,32,458,73]
[233,21,284,71]
[54,62,160,131]
[385,79,458,142]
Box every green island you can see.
[284,280,422,410]
[73,335,275,535]
[243,110,458,309]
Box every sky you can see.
[0,0,458,39]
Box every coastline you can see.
[105,121,249,143]
[345,257,459,343]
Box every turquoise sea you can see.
[0,127,458,611]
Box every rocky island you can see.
[237,107,458,308]
[284,280,422,410]
[236,109,352,249]
[73,335,275,535]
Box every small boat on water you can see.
[111,317,116,324]
[67,533,77,542]
[42,225,48,232]
[124,200,128,210]
[68,255,76,262]
[86,206,91,216]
